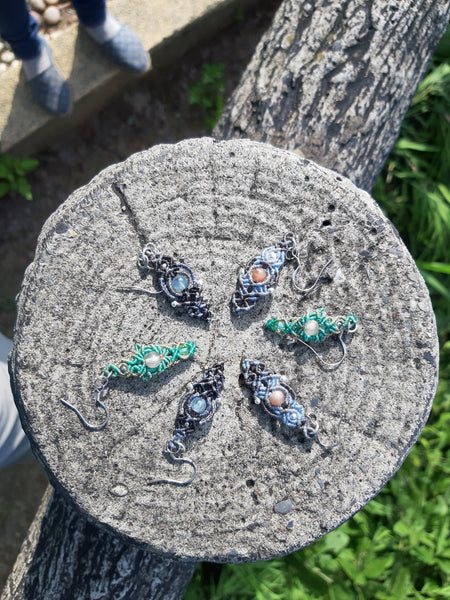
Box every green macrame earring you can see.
[265,309,357,368]
[60,341,197,430]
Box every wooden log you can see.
[214,0,450,190]
[6,137,438,574]
[1,488,195,600]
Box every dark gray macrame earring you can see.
[148,362,225,486]
[122,241,211,322]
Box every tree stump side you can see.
[1,489,195,600]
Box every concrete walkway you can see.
[0,0,249,156]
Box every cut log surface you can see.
[214,0,450,190]
[10,137,438,563]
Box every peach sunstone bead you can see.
[268,389,286,406]
[251,267,268,283]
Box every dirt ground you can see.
[0,1,280,591]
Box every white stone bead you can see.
[144,351,162,369]
[303,319,320,336]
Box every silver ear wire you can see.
[295,329,347,369]
[60,374,111,431]
[116,286,164,296]
[148,449,198,487]
[314,416,343,452]
[292,257,333,295]
[60,397,110,431]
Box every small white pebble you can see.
[43,6,61,25]
[11,59,21,68]
[1,50,15,64]
[30,0,46,12]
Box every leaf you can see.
[0,163,14,183]
[417,261,450,274]
[420,271,450,302]
[411,545,436,565]
[390,567,411,599]
[15,175,33,200]
[14,157,39,175]
[437,518,449,554]
[0,180,11,197]
[363,555,395,579]
[322,529,350,554]
[395,139,440,152]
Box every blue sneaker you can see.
[24,39,72,116]
[27,66,72,116]
[100,25,150,73]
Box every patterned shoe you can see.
[27,66,72,116]
[100,25,150,73]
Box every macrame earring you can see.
[60,341,197,430]
[240,358,319,440]
[122,241,211,322]
[265,309,358,368]
[148,363,225,486]
[230,232,332,315]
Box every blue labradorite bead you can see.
[171,274,189,293]
[190,396,207,414]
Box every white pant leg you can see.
[0,332,30,470]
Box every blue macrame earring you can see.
[240,358,318,440]
[231,233,332,315]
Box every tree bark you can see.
[214,0,450,190]
[1,488,196,600]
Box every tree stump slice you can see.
[10,137,438,563]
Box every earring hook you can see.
[292,258,333,294]
[314,415,343,451]
[60,397,110,431]
[60,373,111,431]
[293,329,347,369]
[116,286,163,296]
[147,454,198,487]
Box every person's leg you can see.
[0,333,30,471]
[0,0,71,115]
[72,0,149,73]
[0,0,40,59]
[71,0,107,27]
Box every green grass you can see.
[184,25,450,600]
[188,62,226,130]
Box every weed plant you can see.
[0,154,38,201]
[184,26,450,600]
